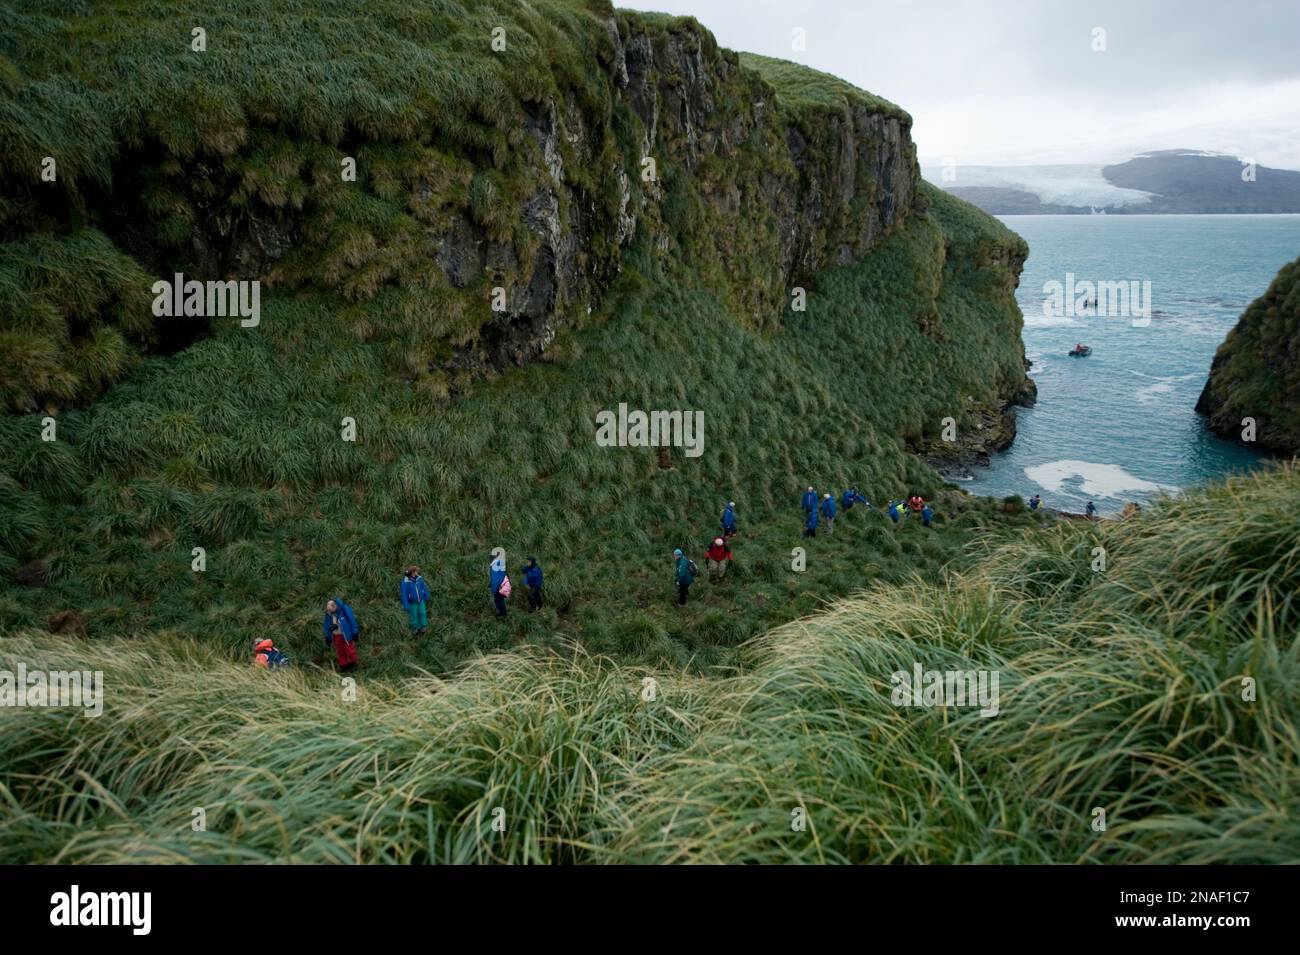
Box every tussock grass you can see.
[2,464,1295,863]
[1,185,1035,674]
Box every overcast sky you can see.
[623,0,1300,169]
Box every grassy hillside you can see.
[3,463,1295,863]
[2,3,1290,867]
[0,0,925,411]
[0,182,1033,675]
[1196,255,1300,456]
[0,0,1038,674]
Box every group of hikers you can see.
[671,485,937,606]
[483,557,545,619]
[263,486,945,668]
[1033,494,1106,520]
[254,483,1129,670]
[254,557,547,671]
[798,485,875,537]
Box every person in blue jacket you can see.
[803,505,818,538]
[523,557,543,611]
[821,493,837,534]
[399,565,430,634]
[841,487,868,511]
[489,556,508,618]
[721,501,738,538]
[802,486,817,513]
[322,597,359,672]
[922,504,934,527]
[1029,493,1042,511]
[1085,501,1097,519]
[887,501,902,524]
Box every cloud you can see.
[624,0,1300,169]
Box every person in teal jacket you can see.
[673,548,696,605]
[399,565,430,634]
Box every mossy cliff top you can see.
[2,0,938,411]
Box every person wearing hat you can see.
[721,501,738,538]
[705,536,733,580]
[400,564,430,634]
[673,548,696,605]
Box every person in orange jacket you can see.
[253,638,290,669]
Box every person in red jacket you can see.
[705,536,733,581]
[908,493,926,515]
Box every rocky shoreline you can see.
[915,360,1038,480]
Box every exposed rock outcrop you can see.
[0,3,1026,417]
[1196,256,1300,456]
[432,15,924,377]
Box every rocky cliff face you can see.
[1196,256,1300,456]
[1,2,1021,421]
[433,13,923,377]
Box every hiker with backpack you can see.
[399,565,430,635]
[489,555,510,618]
[673,548,697,605]
[705,536,733,580]
[721,501,738,538]
[821,493,837,534]
[523,557,543,610]
[322,597,360,672]
[252,638,290,669]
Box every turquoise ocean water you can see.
[965,214,1300,514]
